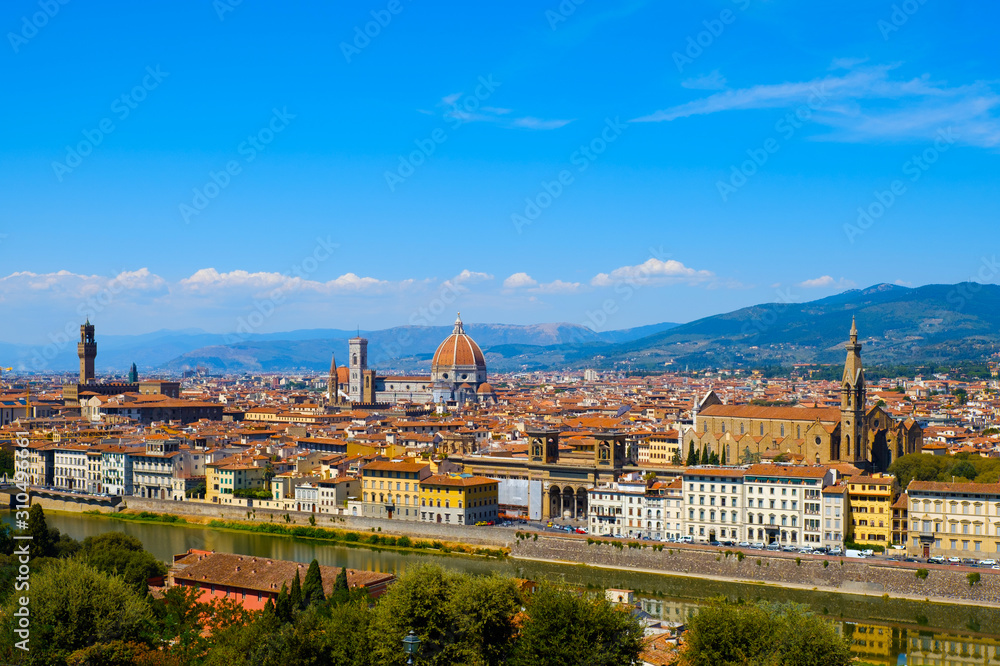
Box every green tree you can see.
[301,559,325,608]
[671,449,682,466]
[275,583,293,623]
[331,566,350,606]
[953,388,968,405]
[950,460,978,481]
[686,442,698,466]
[700,445,710,466]
[0,448,14,477]
[509,585,644,666]
[26,503,52,559]
[682,599,852,666]
[0,522,13,556]
[0,559,153,666]
[448,574,523,666]
[80,532,166,594]
[709,451,720,466]
[290,569,303,610]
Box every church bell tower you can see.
[78,320,96,384]
[841,317,867,466]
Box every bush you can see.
[736,551,745,562]
[968,572,981,587]
[915,568,929,580]
[823,560,829,568]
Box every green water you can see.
[6,511,1000,664]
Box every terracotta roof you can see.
[699,404,841,422]
[422,474,497,487]
[745,464,828,479]
[907,480,1000,495]
[431,314,486,368]
[171,551,393,594]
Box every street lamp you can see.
[402,630,420,665]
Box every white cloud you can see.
[0,268,166,298]
[535,279,581,293]
[503,272,538,289]
[511,117,574,130]
[591,259,714,287]
[798,275,856,289]
[439,94,573,131]
[633,64,1000,147]
[681,70,727,91]
[178,268,403,294]
[451,269,493,285]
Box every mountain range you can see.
[5,282,999,375]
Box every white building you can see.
[131,438,183,500]
[588,478,647,538]
[822,482,848,550]
[101,446,134,496]
[52,446,88,491]
[682,468,746,543]
[742,464,832,547]
[294,483,319,512]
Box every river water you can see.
[6,511,1000,665]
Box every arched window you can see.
[760,424,764,436]
[780,424,785,437]
[740,422,744,435]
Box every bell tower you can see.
[348,337,367,403]
[840,317,867,466]
[78,319,96,384]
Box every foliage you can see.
[509,584,645,666]
[186,482,207,498]
[301,559,325,608]
[687,442,698,466]
[232,488,272,500]
[26,504,51,559]
[0,559,154,666]
[79,532,167,594]
[0,447,14,477]
[889,453,1000,487]
[968,572,981,586]
[681,599,852,666]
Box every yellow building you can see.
[361,460,430,521]
[906,480,1000,560]
[206,461,268,503]
[847,473,895,546]
[419,474,499,525]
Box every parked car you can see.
[961,558,978,566]
[829,547,843,556]
[708,540,721,547]
[860,549,874,557]
[782,545,797,552]
[766,543,781,551]
[978,559,997,567]
[928,556,946,564]
[576,527,588,534]
[798,547,814,554]
[737,541,751,548]
[947,557,961,565]
[680,535,694,543]
[751,542,765,550]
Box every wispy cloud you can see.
[681,70,727,91]
[633,64,1000,147]
[439,94,573,131]
[503,272,580,293]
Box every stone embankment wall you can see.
[124,497,514,547]
[512,536,1000,605]
[1,489,120,514]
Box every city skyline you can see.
[2,1,998,342]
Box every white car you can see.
[737,541,751,548]
[861,549,874,557]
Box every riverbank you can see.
[53,496,1000,609]
[85,508,508,560]
[511,535,1000,608]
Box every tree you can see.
[448,574,522,666]
[80,532,166,594]
[686,442,698,466]
[301,559,325,608]
[709,452,720,466]
[275,583,293,623]
[26,503,52,559]
[700,445,710,466]
[953,388,968,405]
[671,449,682,466]
[290,569,303,611]
[950,460,978,481]
[682,599,852,666]
[0,448,14,477]
[330,566,350,606]
[0,559,153,665]
[509,585,644,666]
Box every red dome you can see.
[431,314,486,368]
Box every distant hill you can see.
[583,282,1000,370]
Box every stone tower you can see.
[840,317,867,466]
[348,337,368,403]
[327,352,338,405]
[78,320,96,384]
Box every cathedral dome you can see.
[431,314,486,369]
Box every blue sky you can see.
[1,0,998,343]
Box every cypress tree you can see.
[331,566,349,605]
[290,569,303,610]
[27,504,52,559]
[700,445,710,466]
[302,559,325,607]
[276,583,291,622]
[686,442,698,466]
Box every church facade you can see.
[329,314,496,406]
[685,319,922,473]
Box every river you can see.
[7,511,1000,665]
